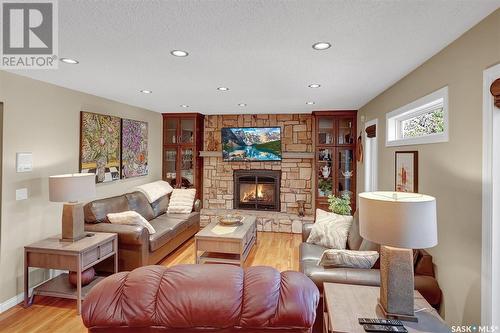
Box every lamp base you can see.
[379,245,418,322]
[377,299,418,322]
[60,202,85,242]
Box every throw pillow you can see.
[107,211,156,234]
[167,189,196,214]
[306,209,353,249]
[318,249,379,269]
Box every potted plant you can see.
[327,193,352,216]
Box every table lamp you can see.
[49,173,96,242]
[358,191,437,321]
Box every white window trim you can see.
[386,86,449,147]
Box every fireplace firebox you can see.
[234,170,280,212]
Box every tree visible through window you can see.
[401,107,444,138]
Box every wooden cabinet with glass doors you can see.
[313,111,357,212]
[162,113,204,200]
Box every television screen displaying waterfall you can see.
[222,127,282,161]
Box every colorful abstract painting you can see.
[122,118,148,178]
[80,112,121,183]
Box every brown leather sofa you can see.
[299,212,442,332]
[84,191,200,271]
[82,264,320,333]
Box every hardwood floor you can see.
[0,232,302,333]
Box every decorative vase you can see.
[297,200,306,217]
[69,267,95,287]
[321,165,331,179]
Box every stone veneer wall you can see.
[201,114,315,233]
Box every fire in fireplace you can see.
[234,170,280,212]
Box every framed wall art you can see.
[121,118,148,178]
[395,151,418,193]
[80,111,121,183]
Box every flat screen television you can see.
[222,127,282,162]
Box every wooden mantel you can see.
[491,78,500,108]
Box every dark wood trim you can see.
[395,151,419,193]
[490,78,500,108]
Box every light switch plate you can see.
[16,188,28,201]
[16,152,33,172]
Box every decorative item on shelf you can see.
[69,267,95,286]
[297,200,306,217]
[341,170,354,178]
[80,112,121,183]
[121,118,148,179]
[395,151,418,193]
[49,173,96,242]
[321,165,331,179]
[359,191,437,322]
[319,148,331,161]
[318,178,332,197]
[327,193,352,216]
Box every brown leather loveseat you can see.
[82,264,320,333]
[84,191,200,271]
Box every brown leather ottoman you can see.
[82,264,320,332]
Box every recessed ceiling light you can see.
[60,58,79,64]
[238,103,247,107]
[140,89,152,94]
[306,101,315,105]
[308,84,321,88]
[312,42,331,50]
[171,50,189,57]
[217,87,229,91]
[180,104,189,108]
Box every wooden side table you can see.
[323,283,450,333]
[24,232,118,314]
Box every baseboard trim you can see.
[0,269,64,314]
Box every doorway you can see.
[482,64,500,326]
[364,119,378,192]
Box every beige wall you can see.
[0,71,162,304]
[357,9,500,325]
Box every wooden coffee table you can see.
[194,215,256,266]
[323,283,450,333]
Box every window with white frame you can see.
[386,86,449,146]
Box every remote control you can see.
[358,318,404,326]
[363,324,408,333]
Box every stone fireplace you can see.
[234,170,280,212]
[200,114,315,233]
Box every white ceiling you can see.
[11,0,500,114]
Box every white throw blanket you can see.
[134,180,173,203]
[167,189,196,214]
[107,211,156,234]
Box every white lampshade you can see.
[359,191,437,249]
[49,173,96,202]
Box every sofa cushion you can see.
[299,242,327,261]
[307,209,352,249]
[84,195,130,224]
[148,213,199,251]
[125,191,155,221]
[151,194,169,218]
[300,260,380,292]
[347,211,363,250]
[318,249,379,269]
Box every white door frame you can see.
[364,118,378,192]
[482,63,500,326]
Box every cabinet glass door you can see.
[317,148,334,198]
[164,147,177,187]
[180,147,195,188]
[180,119,195,144]
[165,118,178,144]
[337,118,354,145]
[317,117,334,145]
[337,149,354,200]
